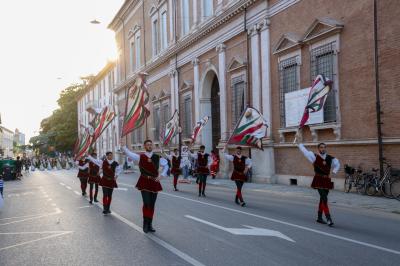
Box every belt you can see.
[142,175,157,180]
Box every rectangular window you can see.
[161,11,168,50]
[231,76,245,127]
[310,42,337,123]
[153,106,160,141]
[135,35,141,69]
[130,41,134,72]
[183,96,192,138]
[162,102,170,126]
[203,0,213,19]
[182,0,190,35]
[279,57,299,127]
[152,19,158,56]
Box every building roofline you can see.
[76,61,116,101]
[108,0,139,30]
[0,126,14,134]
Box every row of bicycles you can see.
[344,160,400,200]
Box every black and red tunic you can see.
[311,154,334,190]
[77,159,89,179]
[99,160,119,189]
[231,155,247,182]
[88,162,100,184]
[196,153,210,175]
[136,154,162,193]
[171,156,181,175]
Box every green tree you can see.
[30,81,88,154]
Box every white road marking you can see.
[0,231,71,235]
[185,215,295,242]
[47,198,52,201]
[74,191,80,195]
[115,188,128,191]
[0,231,73,252]
[51,203,57,206]
[78,206,92,209]
[0,208,62,226]
[59,183,65,186]
[66,186,72,190]
[89,200,205,266]
[161,192,400,256]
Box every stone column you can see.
[260,18,271,136]
[192,58,200,123]
[192,0,198,29]
[216,44,227,141]
[252,19,276,184]
[169,70,176,114]
[168,0,175,43]
[249,25,261,111]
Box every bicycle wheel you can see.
[344,176,352,193]
[382,180,394,199]
[365,177,378,196]
[356,175,367,195]
[390,179,400,201]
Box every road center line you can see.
[0,208,62,226]
[0,232,73,252]
[88,199,205,266]
[159,191,400,256]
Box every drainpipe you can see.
[373,0,384,177]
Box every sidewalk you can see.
[205,178,400,215]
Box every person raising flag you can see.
[224,146,252,206]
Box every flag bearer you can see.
[224,146,252,207]
[88,152,122,215]
[190,145,212,197]
[123,140,169,233]
[165,149,181,191]
[298,142,340,226]
[87,152,101,204]
[76,158,89,196]
[210,149,220,179]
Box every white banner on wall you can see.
[285,87,324,128]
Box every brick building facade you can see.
[76,0,399,189]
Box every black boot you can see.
[235,196,240,205]
[143,218,149,233]
[326,214,334,227]
[316,212,327,224]
[94,198,98,203]
[148,219,156,233]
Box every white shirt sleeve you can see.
[76,161,89,170]
[122,146,140,163]
[189,152,198,160]
[87,156,103,168]
[115,164,123,177]
[298,144,316,163]
[332,158,340,174]
[208,156,212,167]
[224,153,234,162]
[159,157,169,177]
[245,158,252,168]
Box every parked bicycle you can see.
[389,168,400,201]
[364,161,399,198]
[344,164,366,194]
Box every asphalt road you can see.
[1,169,400,266]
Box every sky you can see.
[0,0,124,141]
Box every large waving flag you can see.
[121,73,150,137]
[299,74,333,128]
[190,116,210,144]
[227,107,268,150]
[74,128,92,160]
[161,110,179,146]
[90,106,116,145]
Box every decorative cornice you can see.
[216,43,226,53]
[192,58,200,66]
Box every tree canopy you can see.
[30,82,86,155]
